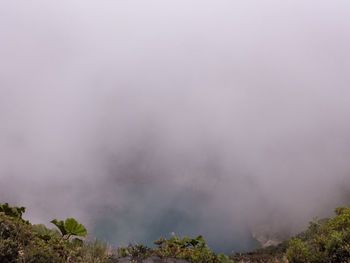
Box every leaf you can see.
[64,218,87,237]
[51,219,67,236]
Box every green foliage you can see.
[3,201,349,263]
[64,218,88,237]
[118,235,234,263]
[0,211,58,263]
[335,207,349,216]
[118,246,130,257]
[32,224,61,241]
[23,245,64,263]
[153,235,234,262]
[0,203,113,263]
[50,219,67,236]
[231,207,350,263]
[285,206,350,263]
[0,203,26,220]
[328,207,350,231]
[51,217,87,240]
[286,238,314,263]
[217,253,235,263]
[324,230,350,262]
[72,237,84,246]
[0,239,20,263]
[85,238,111,260]
[118,243,152,259]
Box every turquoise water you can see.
[92,185,260,254]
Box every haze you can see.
[1,1,350,253]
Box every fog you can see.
[1,1,350,253]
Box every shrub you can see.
[0,203,114,263]
[24,245,64,263]
[285,206,350,263]
[0,239,20,263]
[0,203,26,220]
[286,238,314,263]
[118,235,234,263]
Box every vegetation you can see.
[117,235,234,263]
[0,203,234,262]
[232,206,350,263]
[0,203,27,222]
[51,218,87,241]
[0,203,113,263]
[285,207,350,263]
[1,202,350,263]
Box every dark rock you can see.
[108,256,189,263]
[143,256,188,263]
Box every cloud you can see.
[1,0,350,252]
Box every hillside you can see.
[231,207,350,263]
[1,203,349,263]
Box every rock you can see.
[251,224,289,248]
[108,256,189,263]
[143,256,188,263]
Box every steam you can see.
[1,1,350,252]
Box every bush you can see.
[24,245,64,263]
[118,235,234,263]
[0,203,26,220]
[0,203,114,263]
[286,238,314,263]
[285,206,350,263]
[0,239,20,263]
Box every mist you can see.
[1,1,350,253]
